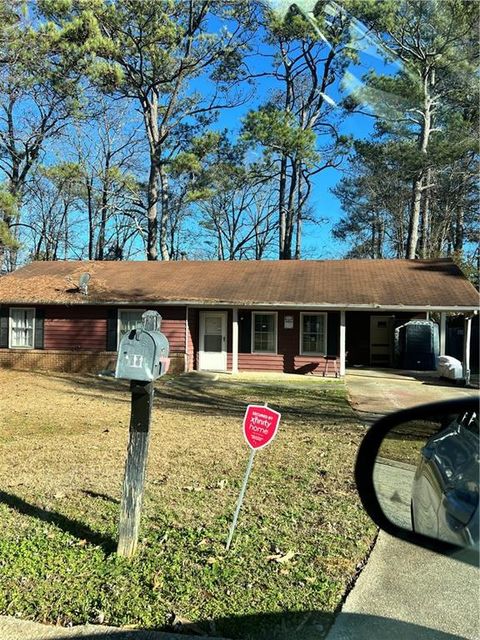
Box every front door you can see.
[199,311,227,372]
[370,315,394,366]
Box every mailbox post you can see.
[117,379,154,558]
[115,310,170,558]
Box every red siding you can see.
[187,308,198,371]
[44,305,187,354]
[186,309,341,375]
[238,354,284,371]
[45,306,107,351]
[153,306,186,352]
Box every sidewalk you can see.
[0,617,229,640]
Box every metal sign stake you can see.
[226,448,256,551]
[226,402,280,552]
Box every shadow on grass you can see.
[28,370,356,426]
[81,489,119,504]
[0,490,116,553]
[16,611,467,640]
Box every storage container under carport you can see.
[395,320,439,371]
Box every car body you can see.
[411,410,479,548]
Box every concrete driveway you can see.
[346,368,477,424]
[327,368,480,640]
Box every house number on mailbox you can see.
[130,354,144,368]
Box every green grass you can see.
[0,371,376,639]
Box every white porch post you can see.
[463,315,472,385]
[340,310,346,376]
[439,312,447,355]
[232,307,239,374]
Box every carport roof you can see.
[0,258,478,310]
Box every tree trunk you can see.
[86,177,95,260]
[146,162,158,261]
[141,95,160,261]
[378,217,385,258]
[407,177,423,258]
[454,206,464,258]
[406,69,434,259]
[97,153,111,261]
[278,155,287,259]
[158,161,170,261]
[294,170,302,260]
[420,169,431,259]
[283,160,298,260]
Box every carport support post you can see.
[339,311,346,376]
[117,380,154,558]
[463,315,472,386]
[439,312,447,355]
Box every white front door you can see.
[199,311,227,372]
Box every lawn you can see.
[0,370,376,640]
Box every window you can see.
[252,312,277,353]
[118,309,145,347]
[10,308,35,348]
[301,313,327,356]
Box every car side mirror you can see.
[355,397,479,566]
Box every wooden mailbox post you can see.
[117,380,155,558]
[115,311,169,558]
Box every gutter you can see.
[0,300,478,313]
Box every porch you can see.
[190,308,477,382]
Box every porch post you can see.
[232,307,239,374]
[339,310,346,376]
[463,315,472,385]
[439,312,447,355]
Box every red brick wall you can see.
[0,350,185,374]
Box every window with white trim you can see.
[118,309,145,346]
[10,308,35,348]
[301,313,327,356]
[252,312,277,353]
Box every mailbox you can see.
[115,310,170,381]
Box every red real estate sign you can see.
[243,405,281,450]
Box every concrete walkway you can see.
[0,617,228,640]
[327,368,480,640]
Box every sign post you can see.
[226,403,281,551]
[117,380,155,558]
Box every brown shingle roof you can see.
[0,259,478,310]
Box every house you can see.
[0,259,478,377]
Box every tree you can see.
[345,0,479,259]
[0,2,81,270]
[195,137,278,260]
[243,2,356,260]
[41,0,256,261]
[332,140,412,258]
[23,106,147,262]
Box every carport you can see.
[344,309,477,385]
